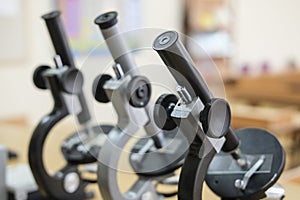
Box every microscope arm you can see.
[178,136,216,200]
[97,126,162,200]
[29,66,91,198]
[29,95,91,200]
[29,108,70,199]
[29,109,89,199]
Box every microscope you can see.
[28,11,113,199]
[27,10,286,200]
[152,30,285,200]
[92,11,189,200]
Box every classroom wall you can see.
[233,0,300,74]
[0,0,184,125]
[1,0,299,125]
[0,0,54,123]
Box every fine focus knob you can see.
[127,76,151,108]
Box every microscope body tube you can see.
[95,12,138,77]
[42,11,75,69]
[153,32,212,103]
[153,31,239,153]
[42,11,91,124]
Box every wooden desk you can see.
[226,72,300,106]
[1,121,299,199]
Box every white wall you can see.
[0,0,55,123]
[233,0,300,73]
[143,0,184,30]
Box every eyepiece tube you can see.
[42,11,75,68]
[153,31,213,103]
[94,11,138,76]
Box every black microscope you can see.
[28,11,113,199]
[152,30,285,200]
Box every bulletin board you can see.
[55,0,142,57]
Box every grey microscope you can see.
[92,11,189,200]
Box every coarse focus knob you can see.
[200,98,231,138]
[33,65,51,89]
[92,74,112,103]
[154,94,178,131]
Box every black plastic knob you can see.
[200,98,231,138]
[154,94,178,131]
[33,65,51,89]
[92,74,112,103]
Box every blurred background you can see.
[1,0,300,198]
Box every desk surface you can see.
[1,121,299,200]
[226,72,300,106]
